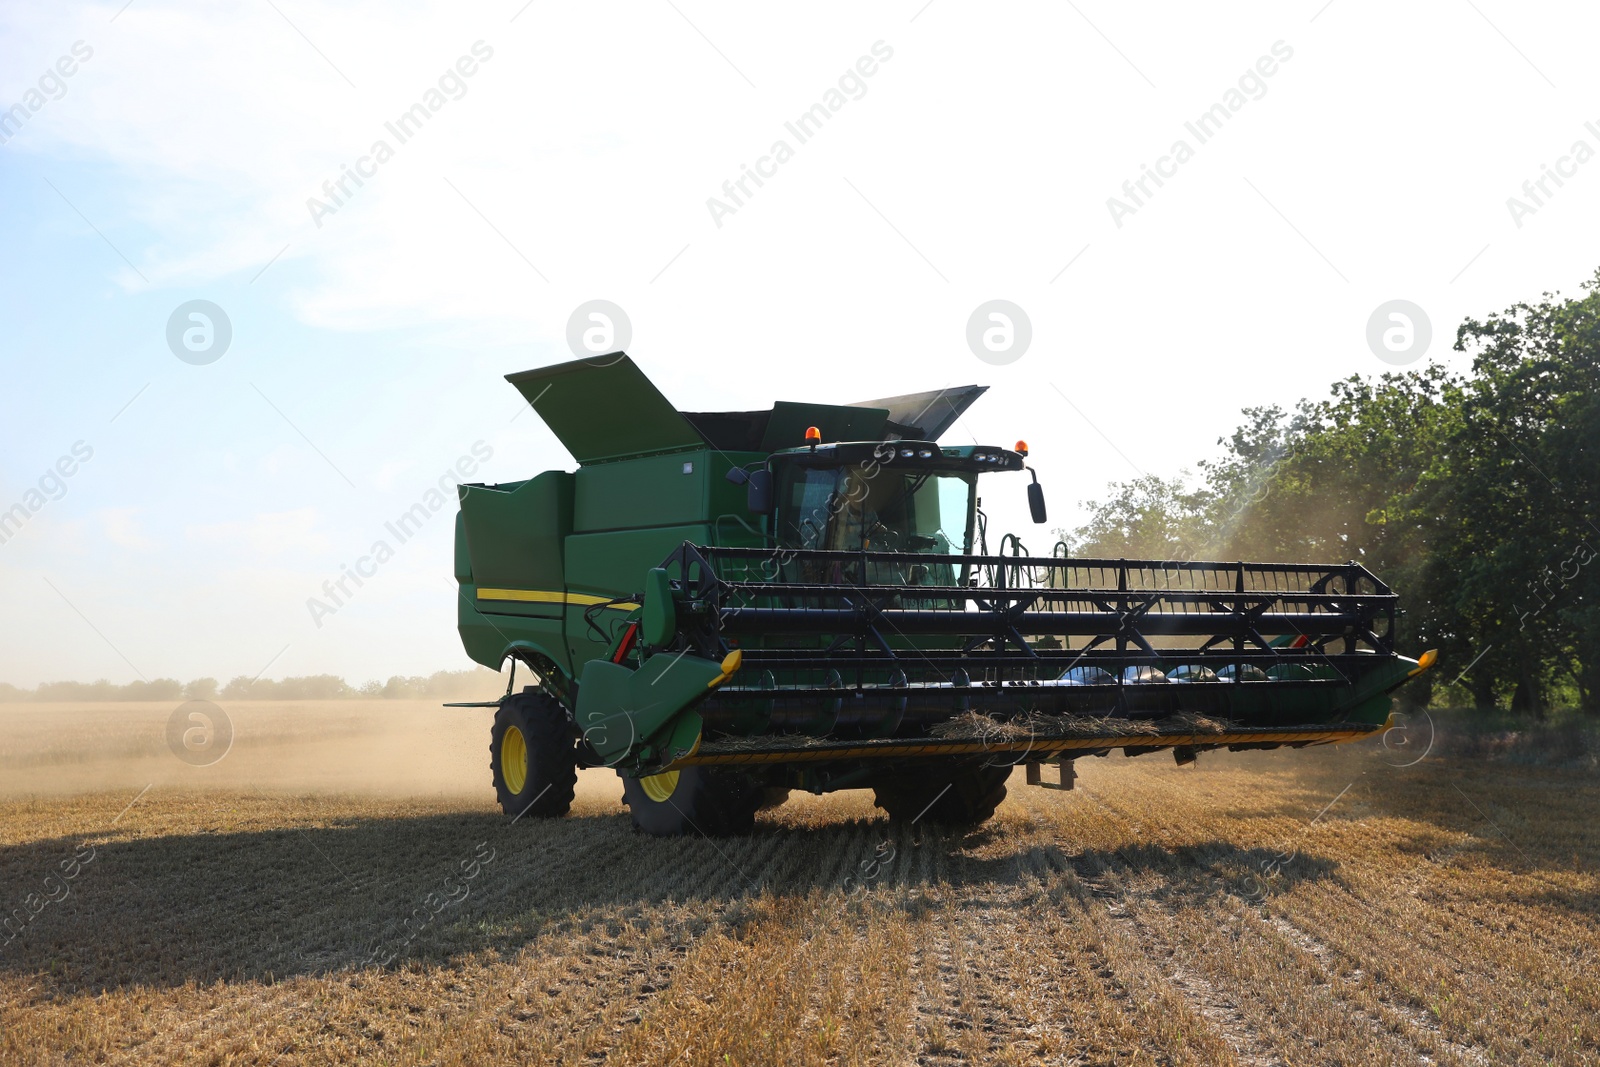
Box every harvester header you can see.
[453,353,1435,835]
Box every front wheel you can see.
[620,767,763,837]
[873,765,1010,827]
[491,689,577,819]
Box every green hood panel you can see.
[507,354,706,464]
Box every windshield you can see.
[778,464,975,557]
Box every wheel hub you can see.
[502,725,528,795]
[639,769,679,802]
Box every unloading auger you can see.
[452,355,1436,835]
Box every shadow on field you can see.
[0,807,1339,993]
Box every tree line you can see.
[1058,270,1599,717]
[0,668,503,703]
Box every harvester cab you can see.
[454,353,1437,836]
[757,440,1029,567]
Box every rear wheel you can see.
[491,689,577,819]
[873,765,1010,827]
[620,767,763,836]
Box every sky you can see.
[2,0,1597,688]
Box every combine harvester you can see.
[453,355,1436,835]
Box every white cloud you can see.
[373,459,416,492]
[98,507,156,549]
[186,507,329,557]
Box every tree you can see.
[1061,472,1210,559]
[1063,268,1600,716]
[1450,270,1600,714]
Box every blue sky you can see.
[3,1,1598,687]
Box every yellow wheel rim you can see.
[640,770,679,803]
[502,725,528,795]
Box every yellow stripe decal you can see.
[476,588,639,610]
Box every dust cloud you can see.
[0,700,624,809]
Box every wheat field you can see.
[0,700,1594,1065]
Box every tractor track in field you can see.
[1067,786,1286,1065]
[486,930,693,1061]
[1358,857,1596,981]
[1070,780,1491,1067]
[394,898,730,1065]
[1262,912,1489,1067]
[900,843,1193,1067]
[513,828,799,1060]
[876,830,1031,1063]
[906,925,969,1064]
[946,904,1021,1061]
[1185,880,1443,1065]
[1241,857,1529,1067]
[1087,874,1286,1067]
[922,898,1037,1063]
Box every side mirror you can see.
[727,465,774,513]
[1027,481,1047,523]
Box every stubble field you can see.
[0,700,1595,1065]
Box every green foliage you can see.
[0,668,503,702]
[1057,472,1211,559]
[356,671,502,700]
[1064,269,1600,715]
[220,674,354,701]
[27,678,185,702]
[183,677,218,700]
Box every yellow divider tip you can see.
[1409,648,1439,676]
[706,649,744,689]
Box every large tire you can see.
[872,765,1010,827]
[620,767,763,837]
[491,688,577,819]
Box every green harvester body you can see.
[454,355,1433,826]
